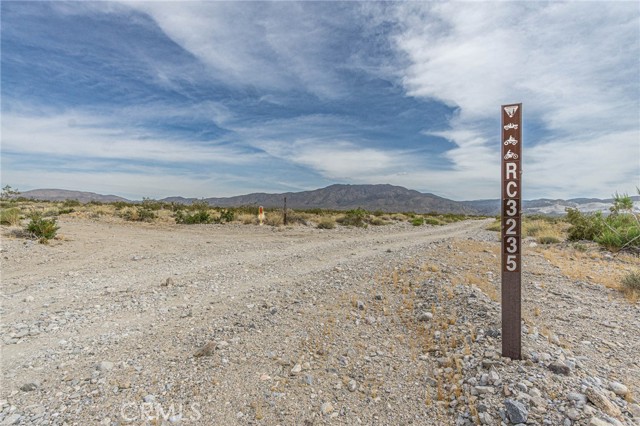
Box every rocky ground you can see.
[1,217,638,426]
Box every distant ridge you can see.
[17,185,637,216]
[168,184,476,214]
[17,189,129,204]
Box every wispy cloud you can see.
[391,2,639,198]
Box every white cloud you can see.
[391,2,639,198]
[125,2,354,98]
[1,109,258,165]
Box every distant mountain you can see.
[17,189,129,203]
[167,184,476,215]
[463,196,640,216]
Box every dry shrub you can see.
[264,212,283,226]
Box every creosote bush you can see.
[337,208,367,228]
[175,209,212,224]
[26,213,59,243]
[411,217,424,226]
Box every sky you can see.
[1,1,639,201]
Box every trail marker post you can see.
[258,206,265,226]
[501,103,522,360]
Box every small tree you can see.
[1,185,20,200]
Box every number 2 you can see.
[505,218,517,235]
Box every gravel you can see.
[1,216,638,425]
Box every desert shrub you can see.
[373,210,385,217]
[141,197,163,211]
[621,270,640,295]
[111,201,130,210]
[175,209,211,224]
[411,217,424,226]
[121,207,157,222]
[424,217,441,226]
[215,209,235,223]
[63,199,81,207]
[58,208,75,215]
[26,213,59,242]
[265,212,283,226]
[369,217,388,226]
[285,211,309,225]
[0,208,21,226]
[537,235,561,244]
[566,208,604,241]
[337,208,367,227]
[595,213,640,252]
[317,218,336,229]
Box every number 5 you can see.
[506,255,517,271]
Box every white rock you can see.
[608,381,628,396]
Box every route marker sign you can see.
[501,103,522,359]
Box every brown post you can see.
[283,197,288,225]
[501,103,522,359]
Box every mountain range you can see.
[14,185,638,216]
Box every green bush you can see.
[175,210,212,224]
[595,213,640,252]
[216,209,235,223]
[411,217,424,226]
[337,208,368,227]
[0,208,21,226]
[369,217,388,226]
[63,199,82,207]
[424,217,441,226]
[566,208,604,241]
[121,207,157,222]
[58,208,75,215]
[26,213,59,242]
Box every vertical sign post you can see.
[501,103,522,360]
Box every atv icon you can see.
[504,135,519,146]
[503,123,518,130]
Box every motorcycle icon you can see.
[504,135,518,145]
[503,123,518,130]
[504,149,519,160]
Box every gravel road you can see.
[1,217,638,425]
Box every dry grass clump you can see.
[0,208,22,226]
[237,213,256,225]
[541,247,638,301]
[524,219,566,244]
[264,212,284,226]
[317,218,336,229]
[485,219,501,232]
[621,271,640,301]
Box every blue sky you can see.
[1,1,638,201]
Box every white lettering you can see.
[506,255,517,271]
[506,181,518,198]
[506,162,517,180]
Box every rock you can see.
[608,382,628,397]
[548,361,571,375]
[1,414,21,425]
[269,307,278,315]
[162,278,173,287]
[567,408,580,420]
[143,394,156,403]
[291,364,302,374]
[216,341,229,349]
[347,379,357,392]
[356,300,365,310]
[567,392,587,404]
[23,295,34,303]
[629,403,640,417]
[98,361,115,371]
[585,388,622,418]
[504,399,528,424]
[588,418,615,426]
[321,402,334,415]
[303,375,314,385]
[193,341,216,357]
[417,311,433,322]
[20,382,39,392]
